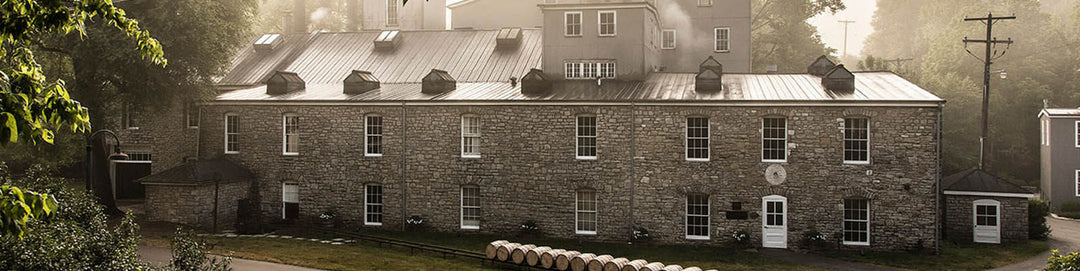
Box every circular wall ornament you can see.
[765,164,787,185]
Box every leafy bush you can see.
[731,230,752,248]
[170,228,231,271]
[1043,250,1080,271]
[801,229,828,249]
[405,215,426,232]
[632,226,651,241]
[1059,201,1080,219]
[1030,199,1052,240]
[519,220,541,237]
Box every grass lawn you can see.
[200,236,498,271]
[820,241,1049,271]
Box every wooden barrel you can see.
[681,267,703,271]
[540,249,567,269]
[587,255,614,271]
[485,240,509,259]
[495,243,521,262]
[570,253,598,271]
[620,259,649,271]
[639,262,666,271]
[661,265,683,271]
[525,246,552,266]
[555,251,583,271]
[602,257,629,271]
[510,244,537,264]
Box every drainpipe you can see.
[401,101,408,231]
[628,102,636,241]
[934,103,943,254]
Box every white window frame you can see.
[224,113,239,154]
[565,61,616,80]
[1041,118,1049,146]
[564,12,582,37]
[282,114,299,155]
[598,11,616,37]
[762,117,787,162]
[662,29,676,49]
[365,184,383,226]
[1074,120,1079,148]
[842,198,870,246]
[713,27,731,53]
[1075,170,1080,197]
[123,104,140,130]
[698,0,713,6]
[686,117,710,161]
[461,186,481,230]
[386,0,399,26]
[282,183,299,220]
[576,115,597,160]
[685,194,710,240]
[843,118,870,164]
[185,103,199,128]
[365,115,383,157]
[575,190,597,235]
[461,115,481,158]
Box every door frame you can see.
[761,195,788,248]
[972,199,1001,244]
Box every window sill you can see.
[761,159,786,163]
[282,153,299,156]
[461,226,480,230]
[842,241,870,246]
[365,153,383,158]
[686,158,710,162]
[364,222,383,226]
[126,127,140,130]
[575,231,597,236]
[187,126,199,129]
[461,155,482,159]
[225,151,240,155]
[685,236,710,240]
[713,50,730,53]
[843,161,870,165]
[576,156,597,161]
[598,34,617,37]
[564,34,582,38]
[662,47,675,50]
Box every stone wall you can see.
[114,101,200,173]
[944,195,1028,244]
[144,181,251,231]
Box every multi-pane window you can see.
[1075,170,1079,196]
[282,183,299,220]
[577,116,597,159]
[686,194,710,239]
[461,186,481,229]
[565,61,616,79]
[123,104,140,129]
[698,0,713,6]
[386,0,398,26]
[599,62,615,78]
[283,114,299,155]
[366,115,383,156]
[662,30,676,49]
[844,118,869,163]
[365,184,383,225]
[461,115,481,158]
[225,114,239,154]
[598,11,616,36]
[565,12,582,36]
[686,117,710,160]
[843,199,869,245]
[1041,118,1049,146]
[714,27,730,52]
[185,103,199,128]
[1075,121,1080,147]
[975,204,998,226]
[765,201,784,226]
[127,151,152,161]
[575,190,597,235]
[762,117,787,162]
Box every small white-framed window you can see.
[1075,170,1079,197]
[282,183,299,220]
[576,115,597,160]
[974,199,999,227]
[599,62,615,78]
[844,118,869,164]
[842,198,870,246]
[386,0,399,26]
[564,12,582,36]
[598,11,616,36]
[762,117,787,162]
[575,190,597,235]
[126,151,152,161]
[686,194,710,240]
[462,115,481,158]
[185,103,199,128]
[662,29,676,49]
[461,186,481,229]
[713,27,731,52]
[225,113,239,154]
[366,115,383,156]
[698,0,713,6]
[1074,120,1079,148]
[123,104,140,130]
[686,117,710,161]
[365,184,383,226]
[1041,118,1049,146]
[565,61,616,80]
[283,114,299,155]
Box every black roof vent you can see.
[496,27,523,48]
[266,71,305,95]
[422,69,456,94]
[807,55,837,76]
[822,64,855,93]
[695,69,722,93]
[699,56,723,76]
[343,70,380,95]
[254,34,284,52]
[521,69,551,96]
[374,30,401,50]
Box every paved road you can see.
[139,245,323,271]
[990,217,1080,271]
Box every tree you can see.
[751,0,845,72]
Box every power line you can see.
[838,20,856,57]
[962,12,1015,170]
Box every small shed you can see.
[942,168,1034,244]
[138,158,253,232]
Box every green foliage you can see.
[1044,250,1080,271]
[1060,200,1080,219]
[751,0,845,72]
[170,228,232,271]
[0,185,56,239]
[1030,198,1052,240]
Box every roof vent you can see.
[266,71,305,95]
[695,56,723,93]
[496,27,523,48]
[807,55,837,76]
[374,30,401,50]
[699,56,723,76]
[343,70,380,95]
[822,64,855,93]
[521,69,552,96]
[254,34,284,52]
[422,69,456,94]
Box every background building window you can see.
[762,117,787,162]
[386,0,398,26]
[462,115,481,157]
[282,183,299,220]
[577,116,597,159]
[461,186,481,229]
[662,30,676,49]
[225,114,239,154]
[714,27,730,52]
[564,12,582,36]
[123,104,140,129]
[185,103,199,128]
[698,0,713,6]
[1041,118,1049,146]
[844,118,869,163]
[126,151,152,161]
[576,190,597,235]
[1075,121,1079,147]
[843,199,869,245]
[366,115,383,156]
[686,194,710,239]
[365,184,383,225]
[1075,170,1079,196]
[598,11,616,36]
[565,61,616,79]
[283,114,299,155]
[686,117,710,160]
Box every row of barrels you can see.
[485,240,717,271]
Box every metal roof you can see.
[942,168,1032,195]
[215,72,944,104]
[1040,108,1080,117]
[218,33,316,87]
[137,158,253,185]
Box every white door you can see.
[762,195,788,248]
[973,199,1001,244]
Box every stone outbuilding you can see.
[942,168,1034,244]
[138,158,253,231]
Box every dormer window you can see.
[565,12,582,36]
[598,11,616,36]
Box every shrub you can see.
[519,220,541,237]
[405,215,426,232]
[1059,201,1080,219]
[801,229,828,249]
[1043,250,1080,271]
[170,228,231,271]
[731,230,752,248]
[1030,199,1052,240]
[632,226,650,241]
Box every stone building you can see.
[942,169,1034,244]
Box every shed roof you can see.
[137,158,253,185]
[1039,108,1080,117]
[942,168,1032,196]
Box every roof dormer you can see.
[822,64,855,93]
[266,71,305,95]
[344,70,380,95]
[422,69,456,94]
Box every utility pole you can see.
[962,12,1014,170]
[838,20,856,57]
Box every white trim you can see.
[843,117,870,164]
[575,190,598,235]
[564,11,582,37]
[282,183,299,220]
[661,29,676,49]
[224,113,239,154]
[540,3,656,13]
[1074,120,1079,148]
[973,199,1001,244]
[943,190,1035,198]
[1075,170,1080,197]
[576,115,598,160]
[598,10,616,37]
[761,195,788,249]
[713,27,731,53]
[112,160,153,164]
[282,114,299,155]
[461,115,481,158]
[685,194,710,240]
[365,115,383,157]
[685,117,710,161]
[461,186,481,230]
[365,184,383,226]
[207,101,945,107]
[186,103,200,128]
[841,198,870,246]
[761,117,787,163]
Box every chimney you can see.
[496,27,523,48]
[290,0,307,33]
[807,55,836,76]
[267,71,305,95]
[344,70,380,94]
[521,69,552,96]
[422,69,456,94]
[695,56,723,93]
[821,64,855,93]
